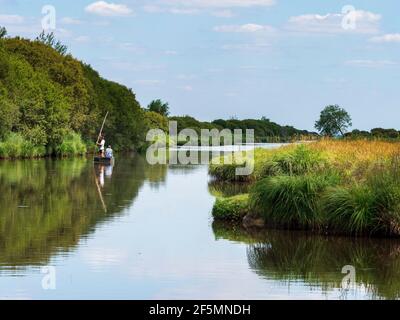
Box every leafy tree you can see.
[144,111,168,132]
[0,35,146,153]
[147,99,169,116]
[0,27,7,39]
[315,105,352,137]
[36,31,67,55]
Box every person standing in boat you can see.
[105,145,113,159]
[97,134,106,157]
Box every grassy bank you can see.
[210,140,400,237]
[0,131,87,159]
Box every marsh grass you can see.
[0,133,46,159]
[250,173,340,229]
[212,194,249,221]
[55,132,87,157]
[255,144,327,178]
[323,157,400,235]
[210,140,400,236]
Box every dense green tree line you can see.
[345,128,400,140]
[0,29,146,157]
[168,115,318,142]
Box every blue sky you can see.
[0,0,399,131]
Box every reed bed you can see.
[210,139,400,237]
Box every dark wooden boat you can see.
[93,157,114,164]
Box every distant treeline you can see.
[168,116,319,143]
[345,128,400,140]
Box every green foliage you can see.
[345,128,400,140]
[147,99,169,116]
[0,34,145,156]
[0,26,7,39]
[171,116,318,143]
[209,145,327,183]
[212,194,249,221]
[250,174,339,229]
[55,132,87,157]
[36,31,67,55]
[323,162,400,235]
[144,110,169,132]
[0,133,46,158]
[209,159,250,182]
[315,105,352,137]
[258,144,327,177]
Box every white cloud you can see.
[145,0,274,16]
[0,14,24,24]
[119,42,146,54]
[85,1,133,16]
[345,59,397,68]
[214,23,275,33]
[179,85,193,91]
[143,5,163,13]
[161,0,275,8]
[61,17,83,25]
[143,5,198,15]
[212,10,235,18]
[221,42,271,51]
[169,8,199,15]
[176,73,196,79]
[165,50,178,55]
[287,10,381,34]
[74,35,90,43]
[369,33,400,43]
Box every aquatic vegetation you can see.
[210,140,400,237]
[255,144,327,178]
[250,174,339,229]
[212,194,249,221]
[55,131,87,157]
[0,133,46,159]
[323,160,400,235]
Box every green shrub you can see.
[250,174,339,229]
[257,144,327,177]
[323,162,400,235]
[55,132,87,157]
[212,194,250,221]
[323,186,376,234]
[0,133,46,158]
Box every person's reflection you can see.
[99,165,105,187]
[105,164,113,178]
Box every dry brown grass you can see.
[308,139,400,180]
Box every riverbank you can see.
[0,132,88,159]
[209,140,400,237]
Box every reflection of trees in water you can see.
[212,221,400,299]
[0,155,166,269]
[208,181,250,198]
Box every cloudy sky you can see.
[0,0,399,131]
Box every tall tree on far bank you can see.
[36,31,68,55]
[315,105,352,137]
[147,99,169,116]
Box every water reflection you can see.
[212,221,400,300]
[0,155,166,272]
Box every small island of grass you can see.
[210,140,400,237]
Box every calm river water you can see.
[0,146,399,299]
